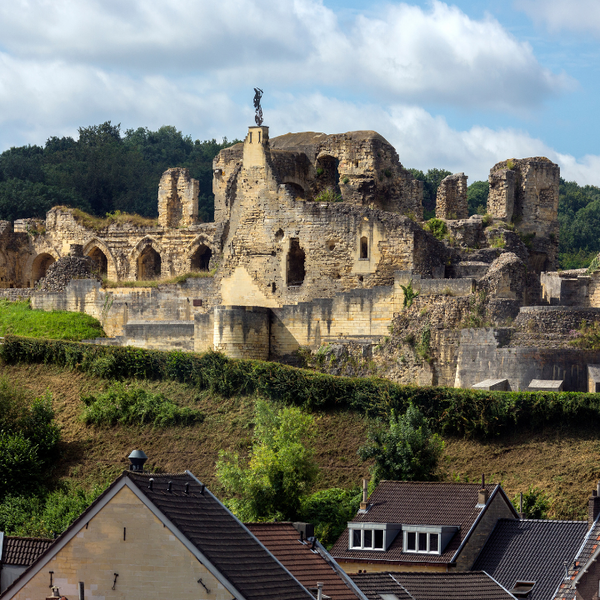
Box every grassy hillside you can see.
[0,300,105,340]
[0,360,597,521]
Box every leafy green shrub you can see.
[0,433,42,498]
[217,400,318,521]
[81,383,204,427]
[423,218,448,241]
[12,335,600,439]
[300,487,361,548]
[512,486,550,519]
[0,483,105,537]
[400,280,419,308]
[358,404,444,483]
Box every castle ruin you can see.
[2,122,598,392]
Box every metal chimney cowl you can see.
[128,450,148,472]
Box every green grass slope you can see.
[0,300,105,340]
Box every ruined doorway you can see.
[137,246,161,280]
[88,247,108,277]
[315,155,341,199]
[191,244,212,272]
[31,253,56,285]
[286,238,305,286]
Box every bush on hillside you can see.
[358,404,444,483]
[81,384,204,427]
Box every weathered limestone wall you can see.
[31,278,216,338]
[270,285,396,358]
[541,271,590,306]
[8,485,236,600]
[213,305,270,360]
[215,130,446,310]
[488,158,560,271]
[454,326,600,391]
[27,207,219,285]
[435,173,468,220]
[215,130,424,222]
[157,167,199,228]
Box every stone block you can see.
[471,379,509,391]
[588,365,600,393]
[527,379,563,392]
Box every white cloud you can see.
[0,0,570,111]
[268,93,600,186]
[517,0,600,36]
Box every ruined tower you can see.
[158,167,199,228]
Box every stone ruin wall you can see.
[157,167,199,228]
[213,127,446,310]
[435,173,468,220]
[488,157,560,271]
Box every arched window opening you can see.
[287,238,305,287]
[31,253,56,284]
[360,236,369,259]
[191,244,212,272]
[137,246,161,280]
[88,247,108,277]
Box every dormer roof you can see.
[331,481,517,565]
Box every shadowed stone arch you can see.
[25,247,60,287]
[188,236,213,272]
[83,239,117,280]
[130,238,164,281]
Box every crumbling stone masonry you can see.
[488,158,560,271]
[436,173,468,220]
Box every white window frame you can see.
[348,523,387,551]
[402,526,442,555]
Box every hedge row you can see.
[3,335,600,438]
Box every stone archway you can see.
[87,246,108,277]
[190,244,212,272]
[137,246,162,280]
[315,154,341,199]
[31,253,56,284]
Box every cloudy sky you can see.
[0,0,599,184]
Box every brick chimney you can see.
[589,481,600,528]
[478,474,488,506]
[360,478,369,510]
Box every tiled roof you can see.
[128,472,312,600]
[350,571,516,600]
[553,517,600,600]
[247,522,361,600]
[331,481,511,564]
[1,537,53,566]
[473,518,588,600]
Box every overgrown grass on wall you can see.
[0,300,105,341]
[5,335,600,439]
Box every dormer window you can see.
[348,523,400,551]
[402,525,459,555]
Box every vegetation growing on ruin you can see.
[0,299,105,340]
[70,208,158,231]
[423,217,448,240]
[569,320,600,351]
[102,269,216,288]
[313,188,342,203]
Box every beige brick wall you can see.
[9,486,235,600]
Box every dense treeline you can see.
[0,122,238,223]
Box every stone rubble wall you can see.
[435,173,468,220]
